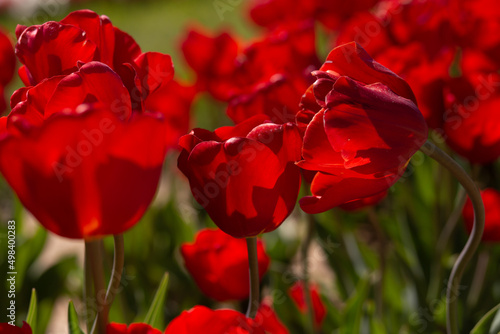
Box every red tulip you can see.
[226,21,318,124]
[463,188,500,242]
[289,281,327,328]
[164,305,286,334]
[0,62,169,239]
[181,228,270,301]
[181,29,239,101]
[181,23,318,124]
[178,115,302,238]
[15,10,173,111]
[0,27,16,115]
[0,322,32,334]
[297,42,428,214]
[443,68,500,164]
[107,323,161,334]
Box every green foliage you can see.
[26,289,37,334]
[144,273,169,330]
[68,301,84,334]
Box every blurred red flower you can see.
[463,188,500,242]
[107,323,161,334]
[0,10,176,239]
[442,52,500,164]
[248,0,381,31]
[180,228,270,301]
[178,115,302,238]
[181,29,239,101]
[0,27,15,115]
[164,305,287,334]
[289,281,327,328]
[0,322,32,334]
[181,22,318,124]
[297,42,428,214]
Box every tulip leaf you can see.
[470,301,500,334]
[340,274,371,334]
[144,273,169,329]
[68,301,84,334]
[26,288,37,334]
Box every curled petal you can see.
[324,77,427,174]
[320,42,417,104]
[45,62,131,120]
[132,51,174,99]
[61,9,116,67]
[300,172,398,214]
[16,21,96,84]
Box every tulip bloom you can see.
[463,188,500,242]
[15,10,174,112]
[164,305,287,334]
[178,115,302,238]
[443,71,500,164]
[0,322,32,333]
[0,64,169,239]
[297,42,428,214]
[181,228,270,301]
[289,281,327,328]
[107,323,161,334]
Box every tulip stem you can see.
[420,141,485,334]
[301,214,317,333]
[103,234,125,325]
[85,239,107,334]
[84,249,94,333]
[245,237,260,318]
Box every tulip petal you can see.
[16,21,96,84]
[61,9,115,67]
[324,77,427,174]
[300,171,398,214]
[321,42,417,104]
[0,106,166,239]
[45,62,132,120]
[185,137,292,237]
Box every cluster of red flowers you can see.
[335,0,500,164]
[0,0,499,332]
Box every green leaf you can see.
[68,301,84,334]
[471,301,500,334]
[341,274,371,334]
[144,273,169,329]
[26,289,37,334]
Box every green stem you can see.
[245,237,260,318]
[428,187,467,301]
[103,234,125,323]
[420,141,485,334]
[301,214,317,333]
[84,248,94,333]
[85,240,107,334]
